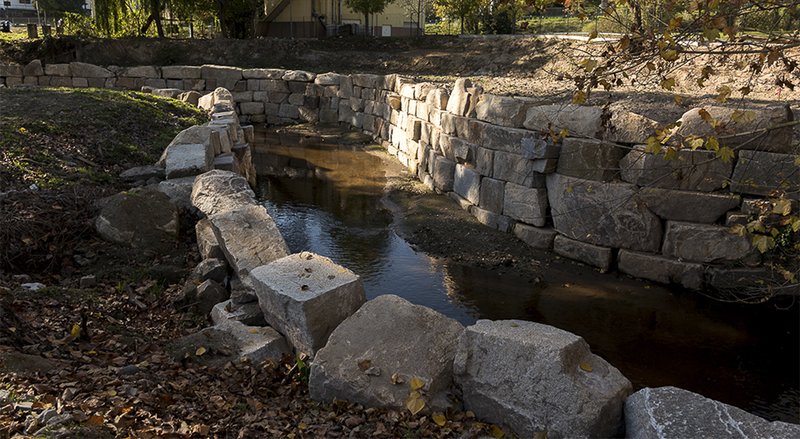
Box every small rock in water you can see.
[79,275,97,288]
[20,283,46,292]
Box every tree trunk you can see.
[152,0,164,37]
[632,1,643,34]
[364,13,369,36]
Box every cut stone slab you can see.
[120,165,164,183]
[169,319,289,366]
[250,252,366,356]
[445,78,472,117]
[620,145,732,192]
[95,189,178,252]
[165,143,214,179]
[637,188,740,223]
[191,170,256,217]
[474,94,528,128]
[547,174,663,252]
[503,183,548,227]
[524,104,604,138]
[433,156,456,192]
[472,206,514,233]
[195,279,229,316]
[69,62,113,78]
[163,126,222,163]
[282,70,316,82]
[556,138,626,182]
[625,387,800,439]
[662,221,754,264]
[520,137,560,160]
[156,176,196,212]
[192,258,228,284]
[454,164,481,205]
[554,235,613,272]
[617,250,704,290]
[454,320,632,439]
[730,150,800,199]
[478,177,504,214]
[211,300,266,327]
[493,151,545,188]
[673,105,795,153]
[513,224,557,250]
[604,107,660,144]
[208,204,289,277]
[310,294,464,409]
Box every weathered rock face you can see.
[433,156,456,192]
[453,164,481,205]
[69,62,113,78]
[637,188,740,223]
[454,320,631,439]
[513,224,557,250]
[673,105,795,153]
[169,320,289,366]
[195,279,229,316]
[195,218,224,260]
[310,295,464,409]
[546,174,662,252]
[156,176,196,212]
[208,205,289,276]
[446,78,473,117]
[553,235,613,272]
[95,190,178,252]
[556,138,626,182]
[604,107,660,144]
[625,387,800,439]
[730,150,800,199]
[662,221,754,263]
[620,146,732,192]
[474,94,528,128]
[251,252,365,356]
[523,104,604,138]
[191,170,256,217]
[211,300,266,327]
[120,165,164,183]
[493,151,545,188]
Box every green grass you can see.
[0,87,207,190]
[0,27,29,42]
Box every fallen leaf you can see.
[432,412,447,427]
[410,376,425,391]
[195,346,207,356]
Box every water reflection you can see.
[251,128,799,423]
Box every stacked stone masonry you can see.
[5,60,798,293]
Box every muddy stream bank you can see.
[251,126,799,424]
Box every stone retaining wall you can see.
[3,60,798,293]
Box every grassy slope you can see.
[0,88,206,271]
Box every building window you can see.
[19,0,33,4]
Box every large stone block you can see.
[480,124,531,154]
[282,70,316,82]
[604,106,660,144]
[156,176,196,212]
[637,188,740,223]
[426,88,449,110]
[251,252,365,356]
[730,150,800,199]
[662,221,754,263]
[474,94,528,127]
[493,151,545,188]
[171,319,289,365]
[471,206,514,232]
[557,138,626,181]
[23,60,43,76]
[617,250,704,289]
[454,320,631,439]
[195,218,225,260]
[208,205,289,277]
[478,177,504,214]
[191,170,256,217]
[95,190,179,252]
[520,137,560,160]
[524,104,604,138]
[433,156,456,192]
[503,183,548,227]
[121,65,159,78]
[44,63,70,77]
[310,295,463,409]
[242,68,285,79]
[445,78,472,117]
[454,164,481,205]
[161,65,201,79]
[513,224,557,250]
[201,65,242,89]
[165,143,214,179]
[547,174,662,252]
[673,105,795,153]
[625,387,800,439]
[554,235,613,272]
[620,145,733,192]
[69,62,112,78]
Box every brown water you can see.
[252,129,800,424]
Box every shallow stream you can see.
[252,128,799,423]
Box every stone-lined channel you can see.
[252,127,799,423]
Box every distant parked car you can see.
[0,20,11,33]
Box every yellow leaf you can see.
[731,109,756,124]
[705,137,720,152]
[432,412,447,427]
[661,49,679,61]
[717,146,735,163]
[664,147,679,161]
[645,137,662,154]
[729,224,747,236]
[715,86,732,103]
[405,392,426,415]
[772,199,792,216]
[792,219,800,232]
[298,423,308,430]
[698,109,714,124]
[752,235,775,254]
[410,376,425,391]
[687,137,704,150]
[579,362,593,372]
[572,91,586,105]
[660,77,676,91]
[18,127,28,134]
[490,424,506,438]
[70,324,81,338]
[195,346,207,356]
[580,59,598,73]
